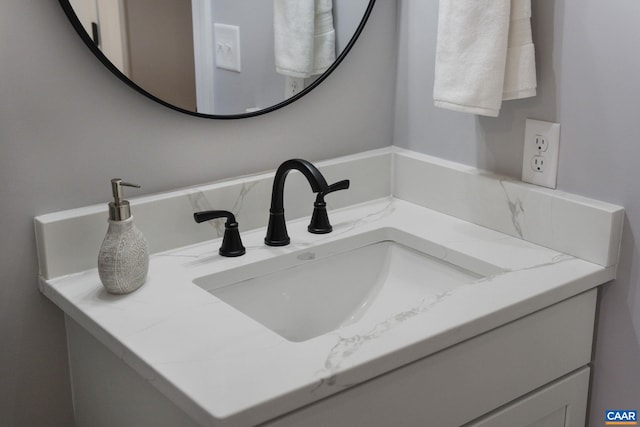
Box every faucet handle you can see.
[194,210,246,257]
[321,179,350,196]
[308,179,350,234]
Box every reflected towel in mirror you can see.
[433,0,536,117]
[274,0,336,78]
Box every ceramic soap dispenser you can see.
[98,179,149,294]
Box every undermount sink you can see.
[193,228,489,342]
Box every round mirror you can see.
[59,0,375,119]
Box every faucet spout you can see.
[265,159,329,246]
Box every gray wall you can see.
[395,0,640,424]
[0,0,396,425]
[335,0,372,53]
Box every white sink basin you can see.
[193,228,489,342]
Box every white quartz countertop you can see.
[40,197,615,426]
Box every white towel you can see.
[433,0,536,117]
[312,0,337,75]
[274,0,336,78]
[503,0,537,100]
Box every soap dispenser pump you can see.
[98,179,149,294]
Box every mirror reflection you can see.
[66,0,370,116]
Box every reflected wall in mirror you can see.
[62,0,374,118]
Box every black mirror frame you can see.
[58,0,376,120]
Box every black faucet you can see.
[193,210,246,257]
[265,159,330,246]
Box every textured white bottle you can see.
[98,217,149,294]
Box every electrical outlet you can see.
[284,76,305,99]
[522,119,560,188]
[531,155,546,172]
[535,134,548,152]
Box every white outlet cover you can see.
[214,23,241,72]
[522,119,561,189]
[284,76,305,99]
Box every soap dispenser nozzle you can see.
[109,178,141,221]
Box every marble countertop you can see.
[40,197,616,426]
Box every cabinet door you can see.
[465,367,590,427]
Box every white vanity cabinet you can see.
[67,289,596,427]
[262,290,595,427]
[37,149,622,426]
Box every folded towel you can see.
[274,0,336,78]
[433,0,536,117]
[503,0,537,100]
[311,0,336,76]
